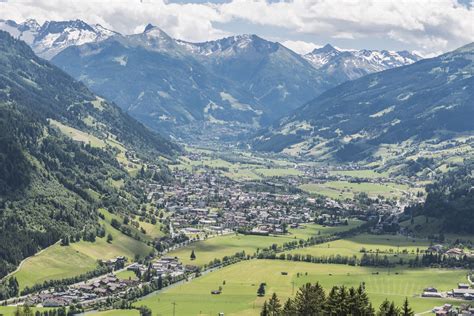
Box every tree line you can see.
[260,283,414,316]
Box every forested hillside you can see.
[253,43,474,160]
[0,30,177,278]
[406,160,474,234]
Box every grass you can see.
[300,181,409,200]
[13,243,97,291]
[0,306,53,316]
[328,170,389,179]
[49,119,106,148]
[87,310,139,316]
[284,233,431,262]
[288,220,364,240]
[13,211,152,290]
[173,154,301,181]
[115,270,138,281]
[167,222,363,267]
[252,168,302,177]
[134,260,468,315]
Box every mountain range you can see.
[252,43,474,161]
[1,19,422,136]
[304,44,421,82]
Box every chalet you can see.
[422,292,442,298]
[452,289,474,298]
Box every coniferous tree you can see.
[387,301,400,316]
[282,298,296,315]
[267,292,282,316]
[261,301,269,316]
[325,286,340,314]
[294,282,325,315]
[401,298,414,316]
[378,299,399,316]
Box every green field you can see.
[12,212,152,290]
[300,181,409,200]
[173,154,302,181]
[167,222,362,267]
[252,167,302,177]
[0,306,52,316]
[115,270,138,281]
[89,310,139,316]
[133,260,467,316]
[288,220,363,240]
[328,170,389,179]
[284,233,431,261]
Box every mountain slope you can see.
[52,26,263,134]
[178,35,335,122]
[0,30,176,278]
[253,43,474,161]
[0,18,420,137]
[405,160,474,234]
[304,44,421,82]
[0,19,117,59]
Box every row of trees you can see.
[260,283,414,316]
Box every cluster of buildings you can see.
[26,274,138,308]
[148,169,319,235]
[433,303,474,316]
[127,256,192,280]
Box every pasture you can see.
[133,260,467,315]
[167,222,362,266]
[284,233,431,261]
[12,214,152,290]
[300,181,409,200]
[328,169,389,179]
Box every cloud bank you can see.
[0,0,472,55]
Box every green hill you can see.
[253,43,474,161]
[0,30,177,279]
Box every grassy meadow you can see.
[167,222,363,267]
[131,260,467,316]
[284,233,431,262]
[300,181,409,200]
[12,211,152,290]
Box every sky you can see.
[0,0,473,56]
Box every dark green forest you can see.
[406,159,474,234]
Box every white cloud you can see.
[281,40,321,54]
[0,0,472,55]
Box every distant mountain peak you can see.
[304,44,422,78]
[0,18,116,59]
[314,43,338,53]
[19,18,40,32]
[144,23,157,33]
[141,23,172,41]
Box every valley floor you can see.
[130,260,468,315]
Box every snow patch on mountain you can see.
[0,19,117,59]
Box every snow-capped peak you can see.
[304,44,342,68]
[0,18,116,59]
[142,23,172,40]
[177,33,279,58]
[18,19,40,32]
[303,44,422,78]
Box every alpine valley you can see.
[0,12,473,316]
